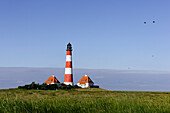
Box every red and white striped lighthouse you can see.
[64,43,73,86]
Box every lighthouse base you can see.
[64,82,73,86]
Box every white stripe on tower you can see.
[66,55,72,61]
[65,68,72,74]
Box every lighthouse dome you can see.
[67,43,72,51]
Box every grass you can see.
[0,88,170,113]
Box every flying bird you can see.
[153,21,155,23]
[144,22,146,24]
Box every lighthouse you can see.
[64,43,73,86]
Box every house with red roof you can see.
[77,74,94,88]
[45,74,60,85]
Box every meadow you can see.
[0,88,170,113]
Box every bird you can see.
[153,21,155,23]
[144,22,146,24]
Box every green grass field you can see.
[0,88,170,113]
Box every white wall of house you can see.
[77,83,94,88]
[47,83,60,85]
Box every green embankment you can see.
[0,88,170,113]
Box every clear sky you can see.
[0,0,170,71]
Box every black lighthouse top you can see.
[66,43,72,51]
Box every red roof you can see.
[77,74,94,84]
[45,75,60,84]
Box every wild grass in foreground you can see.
[0,88,170,113]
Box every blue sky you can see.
[0,0,170,71]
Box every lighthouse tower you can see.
[64,43,73,86]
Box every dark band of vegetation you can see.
[18,82,80,90]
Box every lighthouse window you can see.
[81,80,86,82]
[48,80,52,82]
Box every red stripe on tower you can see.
[64,43,73,85]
